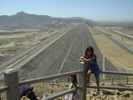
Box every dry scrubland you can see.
[0,26,72,63]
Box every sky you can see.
[0,0,133,22]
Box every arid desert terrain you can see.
[0,22,133,100]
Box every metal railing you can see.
[0,63,133,100]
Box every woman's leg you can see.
[95,77,100,91]
[88,71,91,83]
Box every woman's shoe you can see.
[97,91,100,95]
[86,81,90,86]
[87,82,90,86]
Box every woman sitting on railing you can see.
[79,46,100,94]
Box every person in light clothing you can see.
[65,75,79,100]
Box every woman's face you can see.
[69,76,74,82]
[87,50,92,56]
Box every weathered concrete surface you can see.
[19,24,86,80]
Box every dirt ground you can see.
[1,81,133,100]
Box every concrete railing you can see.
[0,63,133,100]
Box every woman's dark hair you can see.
[85,46,94,57]
[69,75,77,84]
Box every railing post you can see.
[126,77,128,85]
[111,76,114,85]
[102,56,106,80]
[4,69,20,100]
[79,62,87,100]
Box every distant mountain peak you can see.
[15,11,28,15]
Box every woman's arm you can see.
[72,84,77,100]
[79,56,95,63]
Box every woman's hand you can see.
[79,56,84,62]
[72,97,75,100]
[80,56,84,59]
[79,58,83,62]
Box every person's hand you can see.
[79,58,82,61]
[80,56,84,59]
[79,56,84,62]
[74,88,77,93]
[72,97,75,100]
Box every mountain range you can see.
[0,12,95,26]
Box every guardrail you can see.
[0,63,133,100]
